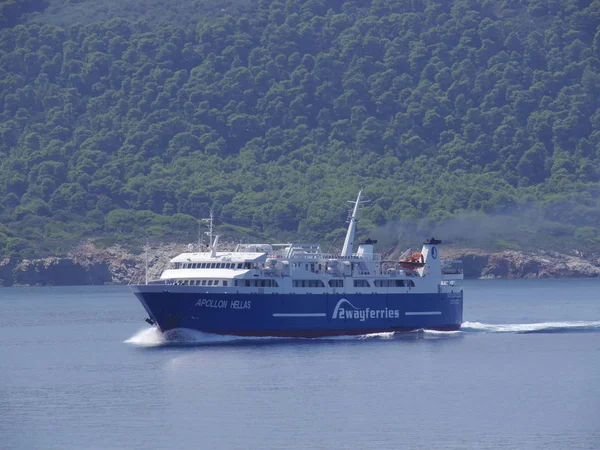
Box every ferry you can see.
[130,191,463,337]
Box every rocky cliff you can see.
[1,243,599,287]
[440,248,600,279]
[0,242,188,287]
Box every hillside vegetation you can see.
[1,0,600,259]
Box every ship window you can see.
[353,279,370,288]
[223,281,228,286]
[201,280,207,286]
[293,280,325,288]
[328,279,343,287]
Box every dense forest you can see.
[1,0,600,259]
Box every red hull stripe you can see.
[183,326,461,338]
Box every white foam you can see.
[461,320,600,333]
[358,332,396,340]
[125,327,279,346]
[124,327,166,346]
[422,329,462,335]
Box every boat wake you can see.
[124,327,458,347]
[461,320,600,334]
[125,321,598,347]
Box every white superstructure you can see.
[147,192,463,296]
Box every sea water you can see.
[1,279,599,450]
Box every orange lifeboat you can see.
[399,252,425,270]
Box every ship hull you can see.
[131,286,463,337]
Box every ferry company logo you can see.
[332,299,400,321]
[431,246,438,259]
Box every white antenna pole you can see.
[211,235,220,258]
[341,190,364,257]
[201,210,214,252]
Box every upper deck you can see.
[144,191,464,288]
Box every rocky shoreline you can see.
[1,243,599,287]
[439,248,600,279]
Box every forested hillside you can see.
[1,0,600,259]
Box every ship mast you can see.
[340,190,363,258]
[201,210,219,257]
[202,210,214,247]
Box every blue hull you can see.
[132,287,463,337]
